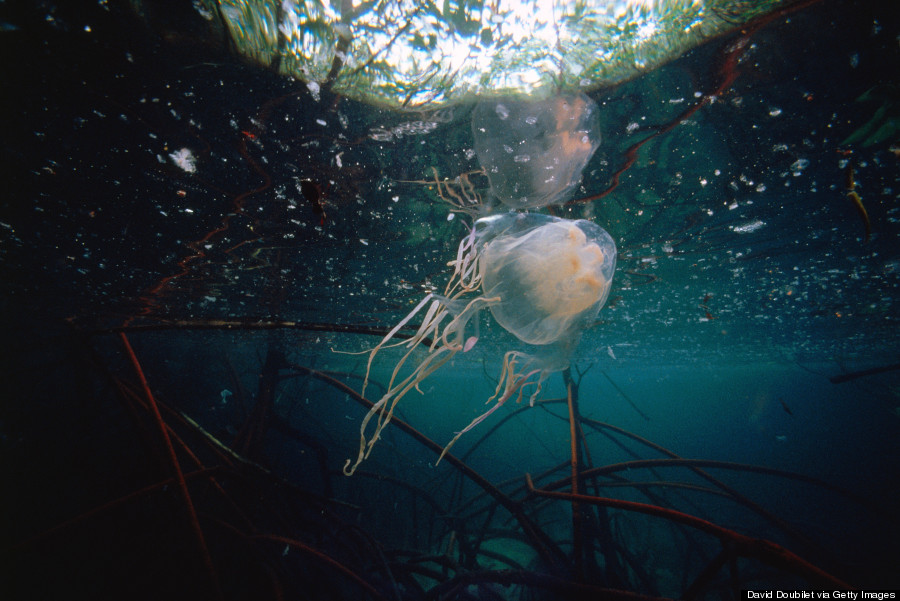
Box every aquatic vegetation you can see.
[344,212,616,475]
[841,84,900,147]
[844,162,872,242]
[200,0,793,108]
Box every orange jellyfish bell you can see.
[479,213,615,347]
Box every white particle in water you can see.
[731,219,766,234]
[307,81,321,101]
[790,158,810,173]
[169,148,197,173]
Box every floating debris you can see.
[169,148,197,173]
[731,219,766,234]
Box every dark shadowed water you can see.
[2,0,899,598]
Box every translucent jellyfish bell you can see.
[342,213,616,475]
[479,213,616,347]
[472,93,601,209]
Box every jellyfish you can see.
[343,213,616,475]
[472,93,601,209]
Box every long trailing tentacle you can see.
[444,220,483,297]
[436,350,547,464]
[345,216,554,475]
[359,293,435,398]
[343,292,499,476]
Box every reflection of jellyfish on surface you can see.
[472,93,601,209]
[344,213,616,475]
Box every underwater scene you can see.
[2,0,899,598]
